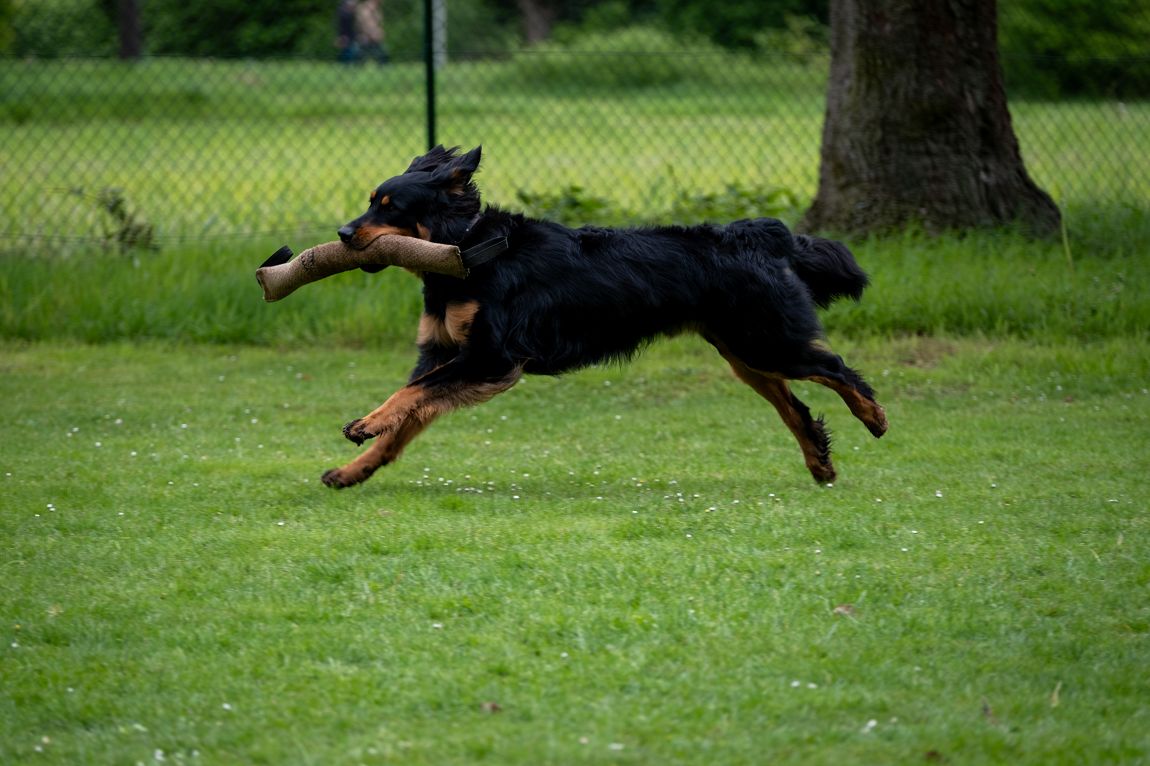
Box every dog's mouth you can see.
[337,224,418,250]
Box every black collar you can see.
[456,215,508,271]
[460,236,509,270]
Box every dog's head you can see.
[338,145,483,250]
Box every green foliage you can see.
[516,185,614,227]
[10,0,114,57]
[146,0,331,58]
[1000,0,1150,98]
[143,0,514,61]
[69,187,157,254]
[503,22,819,92]
[567,0,643,37]
[435,0,521,60]
[3,0,535,61]
[667,182,801,222]
[516,181,802,228]
[753,13,829,63]
[6,0,1146,102]
[654,0,826,50]
[0,0,14,54]
[484,0,618,40]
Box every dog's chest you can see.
[417,300,481,347]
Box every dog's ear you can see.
[457,146,482,172]
[430,145,481,194]
[406,144,452,174]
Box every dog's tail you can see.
[789,234,869,309]
[722,219,869,309]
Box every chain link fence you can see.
[2,3,1147,254]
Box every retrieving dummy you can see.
[255,235,466,302]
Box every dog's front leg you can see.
[342,384,429,446]
[341,349,462,446]
[321,362,522,489]
[321,389,433,488]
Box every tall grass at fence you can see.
[1,225,1146,347]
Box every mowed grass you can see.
[2,337,1148,764]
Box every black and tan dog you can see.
[321,145,887,489]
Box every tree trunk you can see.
[117,0,143,60]
[802,0,1061,236]
[517,0,558,45]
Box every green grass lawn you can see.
[2,337,1148,764]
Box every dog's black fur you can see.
[321,145,887,489]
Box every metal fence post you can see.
[117,0,143,60]
[424,0,437,150]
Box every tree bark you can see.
[117,0,143,60]
[517,0,558,45]
[802,0,1061,236]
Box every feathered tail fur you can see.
[789,234,869,308]
[720,218,868,309]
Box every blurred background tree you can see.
[0,0,13,53]
[997,0,1150,98]
[9,0,115,56]
[144,0,334,58]
[803,0,1061,236]
[654,0,825,50]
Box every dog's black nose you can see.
[337,225,355,244]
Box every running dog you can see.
[321,145,887,489]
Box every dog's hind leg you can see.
[711,340,836,483]
[719,328,888,440]
[322,360,522,489]
[784,345,888,439]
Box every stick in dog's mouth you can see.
[256,236,466,302]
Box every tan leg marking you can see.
[723,355,836,482]
[806,375,888,437]
[323,366,522,489]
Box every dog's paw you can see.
[808,462,837,484]
[321,467,357,489]
[322,462,380,488]
[867,406,889,439]
[342,418,375,445]
[321,467,348,488]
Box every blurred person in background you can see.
[335,0,357,63]
[355,0,389,64]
